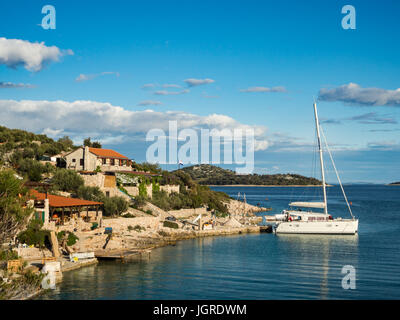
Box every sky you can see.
[1,0,400,183]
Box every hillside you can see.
[176,164,321,186]
[389,182,400,185]
[0,126,234,214]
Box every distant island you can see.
[389,181,400,185]
[175,164,321,186]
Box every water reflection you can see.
[276,234,359,299]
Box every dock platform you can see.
[95,249,151,261]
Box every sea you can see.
[37,185,400,300]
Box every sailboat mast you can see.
[313,102,328,214]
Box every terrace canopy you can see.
[30,189,103,225]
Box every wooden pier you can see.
[95,249,151,261]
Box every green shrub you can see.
[132,225,145,232]
[0,250,19,261]
[163,221,179,229]
[149,186,228,214]
[17,159,53,182]
[67,232,79,246]
[103,196,129,217]
[138,182,147,197]
[17,219,49,248]
[152,181,160,193]
[52,169,84,193]
[131,195,146,209]
[214,210,229,218]
[122,213,135,218]
[158,230,168,237]
[76,185,105,202]
[57,231,79,246]
[0,170,33,244]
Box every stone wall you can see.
[160,185,180,195]
[124,185,152,198]
[80,172,105,187]
[103,187,132,201]
[79,172,130,201]
[103,216,161,232]
[168,207,208,219]
[124,186,139,197]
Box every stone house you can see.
[64,146,132,172]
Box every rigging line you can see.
[320,126,355,219]
[312,127,319,201]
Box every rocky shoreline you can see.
[7,199,269,300]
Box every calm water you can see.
[39,185,400,299]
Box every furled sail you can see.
[289,202,326,209]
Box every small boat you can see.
[275,102,359,235]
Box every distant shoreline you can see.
[208,184,327,187]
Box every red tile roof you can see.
[30,190,103,208]
[89,147,129,159]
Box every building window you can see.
[110,159,115,165]
[106,191,110,198]
[80,159,84,166]
[72,159,76,163]
[102,158,106,165]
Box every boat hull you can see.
[275,219,358,235]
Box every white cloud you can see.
[42,128,64,138]
[0,99,270,150]
[366,141,400,151]
[184,78,215,87]
[0,81,35,88]
[137,100,163,106]
[154,89,190,95]
[0,37,73,72]
[240,86,286,93]
[75,71,120,82]
[321,112,397,125]
[162,84,181,88]
[141,83,156,89]
[318,83,400,106]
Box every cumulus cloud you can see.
[0,81,35,89]
[141,83,156,89]
[318,83,400,106]
[75,71,119,82]
[0,99,270,150]
[367,141,400,151]
[321,112,397,125]
[240,86,286,93]
[141,83,182,90]
[0,37,73,72]
[137,100,163,106]
[184,78,215,87]
[154,89,190,95]
[162,84,181,88]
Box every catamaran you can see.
[274,102,359,235]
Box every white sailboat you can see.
[274,102,359,235]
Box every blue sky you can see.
[1,0,400,183]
